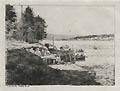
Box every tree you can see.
[34,15,47,41]
[21,6,35,42]
[22,6,47,42]
[12,6,47,43]
[5,4,17,34]
[23,6,34,27]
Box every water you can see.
[44,40,114,65]
[46,40,115,85]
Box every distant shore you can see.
[45,34,114,41]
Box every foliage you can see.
[5,4,17,34]
[20,6,47,43]
[23,6,34,26]
[6,5,47,42]
[5,4,17,22]
[33,15,47,40]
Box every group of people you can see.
[23,44,86,64]
[24,46,62,64]
[25,46,50,57]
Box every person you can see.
[30,47,34,53]
[60,46,64,51]
[78,48,84,52]
[35,48,42,56]
[56,55,61,64]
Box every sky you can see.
[14,5,115,36]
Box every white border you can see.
[1,0,120,90]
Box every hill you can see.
[73,34,114,41]
[6,48,100,85]
[45,34,114,41]
[45,33,74,40]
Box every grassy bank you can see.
[6,48,100,85]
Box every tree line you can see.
[6,4,47,43]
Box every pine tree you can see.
[34,15,47,41]
[5,4,17,34]
[23,6,34,27]
[15,6,47,43]
[22,6,35,42]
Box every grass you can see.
[6,48,100,85]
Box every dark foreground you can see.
[6,49,100,85]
